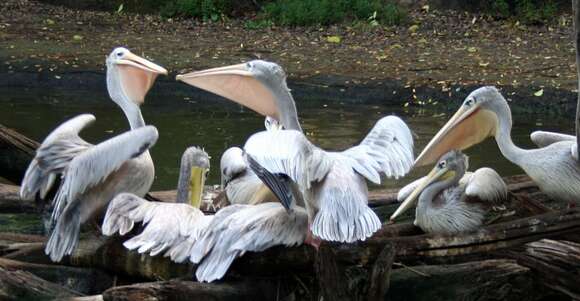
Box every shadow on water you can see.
[0,86,575,191]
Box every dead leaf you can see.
[327,36,341,43]
[533,89,544,97]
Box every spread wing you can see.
[20,114,95,200]
[243,130,332,190]
[191,203,308,282]
[102,193,212,256]
[342,115,414,184]
[51,126,158,223]
[465,168,508,203]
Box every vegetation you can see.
[262,0,406,26]
[489,0,558,24]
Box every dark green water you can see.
[0,87,574,191]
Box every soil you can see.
[0,0,579,113]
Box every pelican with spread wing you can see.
[397,86,580,208]
[102,147,213,257]
[177,60,414,243]
[20,47,167,261]
[392,150,507,233]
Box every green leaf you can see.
[534,89,544,97]
[117,3,124,13]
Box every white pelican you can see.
[399,86,580,208]
[19,47,167,261]
[177,60,414,243]
[186,154,308,282]
[102,147,212,257]
[392,150,508,233]
[103,147,309,283]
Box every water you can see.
[0,86,574,191]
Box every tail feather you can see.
[312,192,381,243]
[45,208,81,262]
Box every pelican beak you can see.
[390,166,450,221]
[116,51,167,104]
[176,63,280,120]
[414,104,497,167]
[117,52,168,75]
[189,167,208,209]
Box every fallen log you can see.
[0,267,81,300]
[506,239,580,299]
[0,257,114,295]
[0,124,39,185]
[387,259,559,301]
[7,207,580,282]
[102,280,282,301]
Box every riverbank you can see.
[0,0,579,115]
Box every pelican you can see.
[394,86,580,211]
[102,147,212,257]
[177,60,414,243]
[219,118,281,205]
[186,153,308,282]
[20,47,167,261]
[392,150,508,233]
[104,147,308,283]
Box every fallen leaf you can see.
[327,36,341,43]
[534,89,544,97]
[467,47,477,53]
[408,25,419,33]
[73,35,83,41]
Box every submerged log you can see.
[0,124,39,185]
[0,267,81,300]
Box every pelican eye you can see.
[246,62,252,69]
[116,52,124,57]
[438,161,447,169]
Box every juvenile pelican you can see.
[392,150,507,233]
[177,60,414,243]
[20,47,167,261]
[102,147,212,257]
[401,86,580,210]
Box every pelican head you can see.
[391,150,468,221]
[106,47,168,107]
[176,146,210,208]
[220,147,246,188]
[414,86,509,167]
[176,60,301,131]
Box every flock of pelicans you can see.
[17,46,580,283]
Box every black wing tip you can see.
[244,153,294,211]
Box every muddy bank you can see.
[1,69,576,117]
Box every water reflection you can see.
[0,87,574,190]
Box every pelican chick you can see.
[393,150,508,234]
[20,47,166,261]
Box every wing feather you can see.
[51,126,158,223]
[530,131,575,148]
[243,130,332,189]
[20,114,95,200]
[342,116,414,183]
[465,168,508,203]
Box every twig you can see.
[393,262,431,277]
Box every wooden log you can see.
[0,124,39,185]
[506,239,580,299]
[316,242,395,301]
[102,280,280,301]
[0,257,114,295]
[387,259,559,301]
[0,267,81,300]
